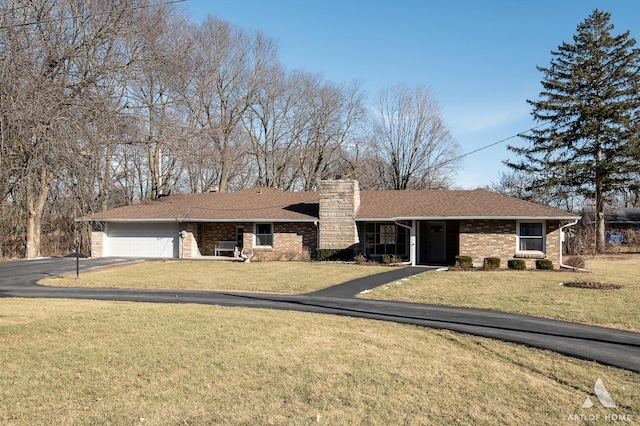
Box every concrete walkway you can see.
[2,257,639,374]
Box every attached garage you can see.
[104,222,179,258]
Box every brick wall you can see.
[545,221,562,267]
[318,179,360,249]
[460,220,515,267]
[459,219,563,269]
[201,223,238,256]
[246,222,317,261]
[196,222,317,261]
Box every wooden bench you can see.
[215,240,238,257]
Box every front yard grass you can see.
[360,254,640,331]
[42,255,640,331]
[41,260,394,294]
[1,299,638,425]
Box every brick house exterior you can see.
[458,219,562,269]
[86,179,579,268]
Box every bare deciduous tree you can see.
[365,83,461,190]
[242,66,306,189]
[180,17,277,192]
[487,170,580,211]
[296,78,365,191]
[0,0,143,257]
[119,4,189,200]
[0,3,472,259]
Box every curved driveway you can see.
[2,257,639,374]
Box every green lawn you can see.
[8,256,640,424]
[1,299,638,425]
[42,260,394,294]
[44,255,640,331]
[359,254,640,331]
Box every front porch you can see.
[355,219,563,268]
[357,221,460,266]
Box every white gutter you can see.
[84,218,317,223]
[559,219,587,271]
[360,215,581,221]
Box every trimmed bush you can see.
[564,256,585,269]
[507,259,526,270]
[483,257,501,270]
[315,248,354,261]
[354,254,368,265]
[535,259,554,270]
[380,254,402,265]
[454,255,473,269]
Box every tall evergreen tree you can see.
[507,9,640,252]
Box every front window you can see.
[517,222,544,252]
[363,222,407,256]
[254,223,273,247]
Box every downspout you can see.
[176,208,191,259]
[559,219,586,271]
[179,227,185,259]
[314,220,319,258]
[394,219,415,266]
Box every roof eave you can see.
[358,215,581,221]
[84,218,318,223]
[80,218,179,223]
[184,218,317,223]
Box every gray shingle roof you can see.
[357,189,578,219]
[89,188,319,222]
[88,187,578,222]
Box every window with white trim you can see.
[254,223,273,247]
[517,221,545,252]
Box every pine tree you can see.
[507,9,640,252]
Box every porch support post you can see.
[395,219,417,266]
[410,220,417,266]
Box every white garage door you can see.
[105,223,179,258]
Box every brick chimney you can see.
[318,179,360,249]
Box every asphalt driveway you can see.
[1,257,639,374]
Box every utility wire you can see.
[442,122,547,166]
[0,0,185,30]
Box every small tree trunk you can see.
[218,161,228,193]
[595,148,606,253]
[595,200,606,253]
[25,169,52,258]
[26,207,41,259]
[100,158,110,212]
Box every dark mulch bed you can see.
[561,281,622,290]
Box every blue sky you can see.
[182,0,640,189]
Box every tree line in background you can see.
[2,4,639,259]
[0,0,460,258]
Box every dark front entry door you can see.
[427,222,446,262]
